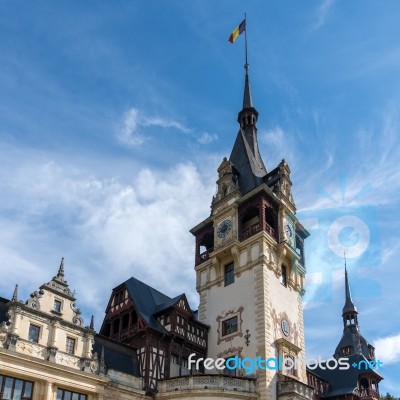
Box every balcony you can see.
[158,374,257,394]
[198,248,213,264]
[277,380,313,400]
[354,388,380,400]
[240,222,276,241]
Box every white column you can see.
[44,381,55,400]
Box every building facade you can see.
[0,67,382,400]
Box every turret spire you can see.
[11,284,18,302]
[53,257,67,284]
[342,264,358,327]
[243,70,253,109]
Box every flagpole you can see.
[244,13,248,73]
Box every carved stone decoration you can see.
[212,157,240,207]
[0,331,7,347]
[72,315,83,326]
[217,346,243,359]
[90,352,99,374]
[26,289,44,311]
[47,346,58,362]
[6,333,19,350]
[270,307,299,346]
[216,306,244,345]
[80,357,92,372]
[71,302,84,326]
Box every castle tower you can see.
[307,269,383,399]
[190,68,310,399]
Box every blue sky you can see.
[1,0,399,394]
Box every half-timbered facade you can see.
[99,277,209,392]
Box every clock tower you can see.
[190,68,310,400]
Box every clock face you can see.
[284,219,295,246]
[217,219,232,239]
[281,318,290,337]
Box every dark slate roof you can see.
[334,325,371,359]
[0,297,9,324]
[94,334,140,377]
[153,294,184,315]
[243,73,253,108]
[229,129,267,194]
[343,267,357,314]
[309,354,383,398]
[123,276,184,334]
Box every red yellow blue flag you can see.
[228,19,246,43]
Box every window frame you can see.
[0,373,34,400]
[222,316,238,337]
[57,388,87,400]
[224,262,235,286]
[65,337,76,355]
[28,324,40,343]
[54,299,62,313]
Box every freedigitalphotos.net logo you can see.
[298,175,381,302]
[188,354,384,375]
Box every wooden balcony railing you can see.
[354,388,380,400]
[240,222,276,241]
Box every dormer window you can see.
[342,346,352,356]
[54,300,62,313]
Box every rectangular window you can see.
[57,389,87,400]
[0,374,34,400]
[28,324,40,343]
[222,316,238,336]
[54,299,62,312]
[224,262,234,286]
[171,353,179,364]
[66,337,76,355]
[281,266,287,287]
[224,358,237,376]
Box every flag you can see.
[228,19,246,43]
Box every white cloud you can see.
[0,150,216,329]
[312,0,335,31]
[117,107,191,147]
[374,334,400,365]
[260,126,294,167]
[197,132,218,145]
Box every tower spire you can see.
[11,284,18,302]
[342,261,358,327]
[243,70,253,109]
[53,257,67,284]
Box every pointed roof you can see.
[41,257,75,299]
[230,130,266,193]
[229,70,267,194]
[11,284,18,302]
[343,266,357,315]
[243,72,253,108]
[309,353,383,397]
[122,276,190,334]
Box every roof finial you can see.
[58,257,65,277]
[90,315,94,330]
[12,284,18,302]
